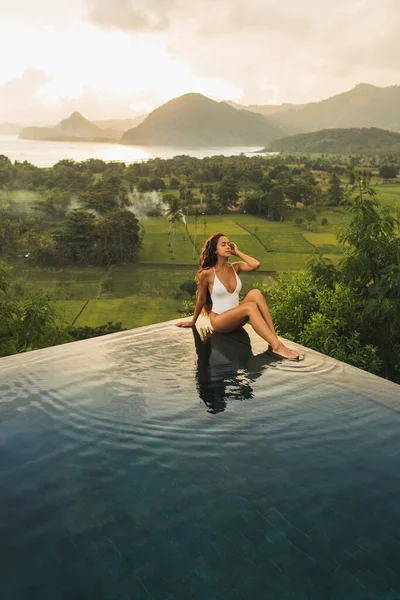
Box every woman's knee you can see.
[244,301,258,314]
[247,289,264,302]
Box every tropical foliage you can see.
[261,172,400,382]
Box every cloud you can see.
[85,0,400,104]
[1,0,400,124]
[86,0,178,31]
[0,69,144,124]
[0,69,51,123]
[1,0,84,26]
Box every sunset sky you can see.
[1,0,399,124]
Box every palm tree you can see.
[199,184,205,205]
[192,208,200,259]
[179,184,187,203]
[166,196,184,259]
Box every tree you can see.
[169,175,180,189]
[216,177,239,210]
[23,227,56,265]
[379,165,398,179]
[0,260,70,357]
[179,183,188,203]
[263,186,288,221]
[96,210,141,265]
[204,195,224,215]
[304,206,318,231]
[57,209,96,264]
[285,181,318,207]
[263,272,382,374]
[260,172,400,382]
[46,163,92,192]
[80,158,107,174]
[149,176,166,190]
[82,173,129,214]
[247,164,264,184]
[242,191,262,214]
[34,190,71,220]
[199,184,205,205]
[166,196,184,259]
[327,172,343,206]
[0,155,13,189]
[0,215,20,256]
[192,208,200,258]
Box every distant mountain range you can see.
[267,127,400,154]
[10,82,400,150]
[19,112,122,142]
[93,116,146,132]
[236,83,400,135]
[226,100,309,117]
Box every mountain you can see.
[267,127,400,154]
[266,84,400,134]
[226,100,308,117]
[19,112,121,142]
[121,93,285,146]
[94,115,147,132]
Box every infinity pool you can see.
[1,318,400,599]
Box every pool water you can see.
[1,319,400,600]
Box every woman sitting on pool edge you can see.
[176,232,303,361]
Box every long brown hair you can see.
[196,232,226,316]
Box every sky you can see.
[0,0,399,124]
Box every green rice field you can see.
[6,184,400,328]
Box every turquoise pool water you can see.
[1,320,400,599]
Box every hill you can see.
[19,112,121,142]
[226,100,308,117]
[227,84,400,135]
[121,93,285,146]
[266,126,400,154]
[94,115,147,132]
[267,84,400,134]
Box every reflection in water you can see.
[193,326,273,413]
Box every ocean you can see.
[0,136,271,167]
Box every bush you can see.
[178,280,197,299]
[67,321,125,341]
[10,277,26,298]
[180,300,195,317]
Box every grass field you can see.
[52,298,182,328]
[372,183,400,209]
[5,182,399,329]
[6,210,348,328]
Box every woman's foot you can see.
[268,342,304,361]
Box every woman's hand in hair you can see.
[228,242,238,255]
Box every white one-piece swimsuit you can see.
[210,264,242,314]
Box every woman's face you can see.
[215,236,231,258]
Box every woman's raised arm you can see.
[229,242,260,272]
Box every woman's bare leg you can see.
[210,302,300,359]
[243,289,276,334]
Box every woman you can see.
[176,232,303,361]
